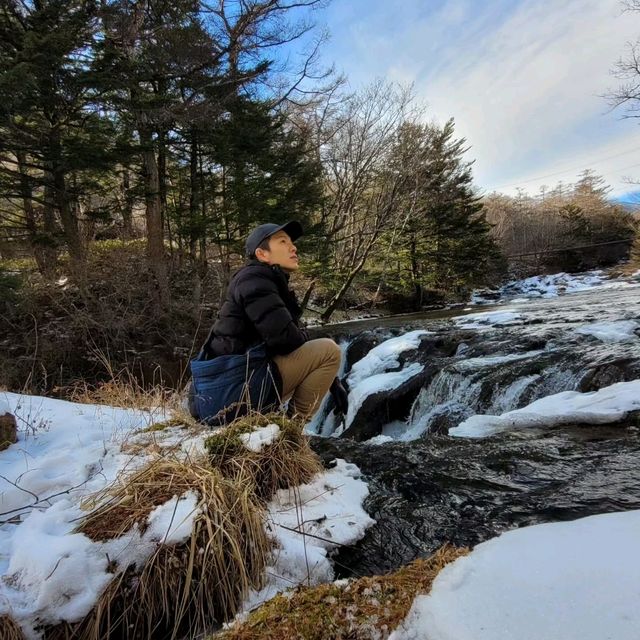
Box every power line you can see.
[506,238,633,259]
[490,143,640,191]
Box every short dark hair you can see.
[250,237,271,259]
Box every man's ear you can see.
[254,247,270,263]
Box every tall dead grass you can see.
[205,413,323,501]
[0,615,25,640]
[57,456,270,640]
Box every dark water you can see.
[306,276,640,578]
[311,423,640,577]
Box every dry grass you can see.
[61,455,270,640]
[216,545,469,640]
[68,376,179,413]
[205,413,324,501]
[0,615,25,640]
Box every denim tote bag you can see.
[189,344,281,426]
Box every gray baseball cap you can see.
[245,220,303,257]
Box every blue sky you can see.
[305,0,640,199]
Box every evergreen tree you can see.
[0,0,115,279]
[389,120,504,306]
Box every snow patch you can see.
[347,330,430,388]
[390,510,640,640]
[241,459,375,613]
[453,309,522,329]
[450,380,640,438]
[574,320,639,343]
[145,491,200,544]
[240,424,281,452]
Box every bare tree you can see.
[315,80,417,321]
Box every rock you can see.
[0,413,17,451]
[341,367,434,441]
[578,361,634,392]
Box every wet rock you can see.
[345,332,385,370]
[423,402,473,436]
[578,360,636,392]
[0,413,17,451]
[341,367,434,441]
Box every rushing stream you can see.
[308,271,640,577]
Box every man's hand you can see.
[329,377,349,416]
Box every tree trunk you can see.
[16,150,53,277]
[320,253,369,323]
[188,132,200,262]
[121,169,135,239]
[49,131,85,280]
[139,125,170,306]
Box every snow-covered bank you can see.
[390,510,640,640]
[472,267,640,304]
[0,393,374,638]
[450,380,640,438]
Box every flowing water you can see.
[309,273,640,577]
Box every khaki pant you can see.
[273,338,341,419]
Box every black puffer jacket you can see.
[201,260,307,359]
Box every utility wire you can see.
[490,143,640,191]
[506,237,633,259]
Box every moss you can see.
[216,545,469,640]
[204,413,322,501]
[140,417,186,432]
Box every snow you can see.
[574,320,639,343]
[339,330,429,431]
[240,423,281,452]
[344,363,425,430]
[471,269,640,305]
[0,392,159,520]
[347,330,430,388]
[0,392,175,637]
[389,510,640,640]
[365,434,395,446]
[499,271,606,299]
[145,491,200,544]
[240,459,375,613]
[450,379,640,438]
[453,309,522,329]
[1,392,375,638]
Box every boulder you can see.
[0,412,17,451]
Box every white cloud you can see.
[324,0,640,196]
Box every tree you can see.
[312,80,415,321]
[389,119,503,307]
[0,0,115,280]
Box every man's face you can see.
[255,230,300,272]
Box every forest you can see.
[0,0,637,394]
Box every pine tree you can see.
[389,120,504,306]
[0,0,116,279]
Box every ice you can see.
[347,330,430,388]
[346,363,424,428]
[389,510,640,640]
[240,423,281,452]
[453,309,522,329]
[450,380,640,438]
[342,330,429,430]
[574,320,639,343]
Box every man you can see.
[190,220,348,424]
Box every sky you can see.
[309,0,640,201]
